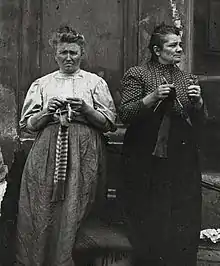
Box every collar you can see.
[54,69,85,79]
[151,60,177,72]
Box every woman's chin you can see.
[63,67,76,74]
[173,57,182,64]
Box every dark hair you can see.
[148,23,181,61]
[49,25,86,54]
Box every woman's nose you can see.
[66,53,71,60]
[177,45,182,52]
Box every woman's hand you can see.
[66,97,112,132]
[187,85,202,103]
[65,97,89,114]
[142,84,175,109]
[47,97,65,112]
[153,84,174,101]
[187,84,203,109]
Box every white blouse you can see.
[20,69,116,130]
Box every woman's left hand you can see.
[187,85,202,103]
[65,97,89,114]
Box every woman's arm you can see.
[119,67,146,124]
[66,97,115,132]
[90,78,116,132]
[26,109,52,131]
[20,78,66,132]
[26,97,65,132]
[83,105,112,132]
[119,67,173,124]
[20,80,43,132]
[66,77,116,132]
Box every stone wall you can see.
[0,0,20,168]
[138,0,189,69]
[0,0,191,169]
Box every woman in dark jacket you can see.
[119,24,206,266]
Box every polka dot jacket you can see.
[119,60,204,125]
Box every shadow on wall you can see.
[0,84,17,139]
[0,147,7,182]
[0,146,7,217]
[199,81,220,172]
[0,83,18,172]
[0,149,26,266]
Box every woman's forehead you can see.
[163,33,182,44]
[56,42,81,51]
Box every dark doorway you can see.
[194,0,220,172]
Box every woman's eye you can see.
[60,51,68,55]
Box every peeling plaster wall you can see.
[0,85,17,139]
[0,0,190,170]
[0,0,19,168]
[138,0,187,70]
[0,0,189,170]
[0,0,218,231]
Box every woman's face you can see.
[155,33,183,65]
[55,42,82,74]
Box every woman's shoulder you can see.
[80,69,102,78]
[178,68,198,80]
[122,64,152,82]
[32,71,59,86]
[125,65,147,75]
[80,69,107,85]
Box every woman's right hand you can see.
[153,84,174,101]
[142,84,174,107]
[47,97,65,113]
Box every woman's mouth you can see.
[64,64,74,69]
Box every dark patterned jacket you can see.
[119,60,206,156]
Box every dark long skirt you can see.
[15,123,105,266]
[122,120,202,266]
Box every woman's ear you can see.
[153,45,161,57]
[80,52,85,60]
[54,50,58,62]
[80,47,86,58]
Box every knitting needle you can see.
[153,76,169,112]
[162,76,183,108]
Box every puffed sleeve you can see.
[19,80,43,130]
[92,78,116,131]
[119,67,146,124]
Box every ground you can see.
[1,176,220,265]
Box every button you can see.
[181,140,186,145]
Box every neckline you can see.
[55,69,84,79]
[151,60,176,71]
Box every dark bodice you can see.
[119,60,206,157]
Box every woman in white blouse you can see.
[15,25,116,266]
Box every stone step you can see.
[93,246,220,266]
[198,244,220,265]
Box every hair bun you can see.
[49,24,85,50]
